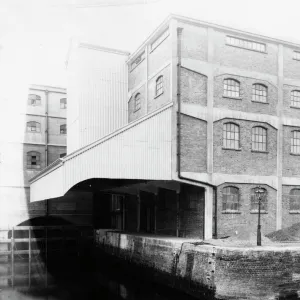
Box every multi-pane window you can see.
[134,93,141,111]
[223,79,240,98]
[60,153,66,158]
[291,90,300,107]
[27,121,41,132]
[222,187,240,212]
[252,84,267,102]
[252,126,267,151]
[27,151,41,169]
[60,124,67,134]
[289,189,300,211]
[250,188,267,211]
[60,98,67,109]
[130,52,145,71]
[28,94,41,106]
[226,36,266,53]
[291,131,300,154]
[293,51,300,61]
[223,123,240,149]
[151,29,169,51]
[155,76,163,96]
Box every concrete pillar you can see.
[204,186,214,240]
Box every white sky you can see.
[1,0,300,88]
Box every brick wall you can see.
[48,145,66,165]
[282,185,300,228]
[216,183,277,237]
[128,85,146,122]
[283,125,300,177]
[283,84,300,119]
[214,74,278,115]
[213,30,278,75]
[128,58,146,91]
[181,67,207,106]
[213,119,277,175]
[283,46,300,80]
[181,115,207,173]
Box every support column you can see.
[204,186,214,240]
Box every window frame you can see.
[27,121,41,133]
[223,78,240,99]
[250,187,268,213]
[155,75,164,97]
[222,186,240,213]
[28,94,41,106]
[291,130,300,154]
[223,122,240,150]
[293,51,300,61]
[60,98,67,109]
[291,90,300,108]
[252,84,268,103]
[60,124,67,135]
[226,35,267,53]
[289,189,300,212]
[251,126,267,152]
[27,151,41,169]
[134,93,141,112]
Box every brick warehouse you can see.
[29,15,300,239]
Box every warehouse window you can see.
[222,186,240,212]
[60,98,67,109]
[252,126,267,151]
[60,124,67,134]
[223,79,240,98]
[60,153,66,158]
[28,94,41,106]
[111,194,124,230]
[250,187,267,212]
[223,123,240,149]
[252,84,267,103]
[293,51,300,61]
[134,93,141,111]
[290,189,300,211]
[226,36,266,53]
[27,151,41,169]
[130,51,145,71]
[27,121,41,133]
[291,131,300,154]
[155,76,163,97]
[291,90,300,108]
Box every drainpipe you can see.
[176,27,218,239]
[45,90,49,167]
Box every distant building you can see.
[30,15,300,239]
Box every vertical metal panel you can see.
[67,45,128,154]
[63,105,173,193]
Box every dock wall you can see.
[95,230,300,299]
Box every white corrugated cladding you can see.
[30,164,64,202]
[30,104,173,202]
[67,43,129,154]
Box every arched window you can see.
[27,121,41,133]
[60,98,67,109]
[252,84,267,102]
[250,187,267,211]
[290,189,300,211]
[155,76,163,96]
[27,151,41,169]
[252,126,267,151]
[291,90,300,108]
[134,93,141,111]
[28,94,41,106]
[222,186,240,212]
[291,131,300,154]
[223,79,240,98]
[223,123,240,149]
[60,124,67,134]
